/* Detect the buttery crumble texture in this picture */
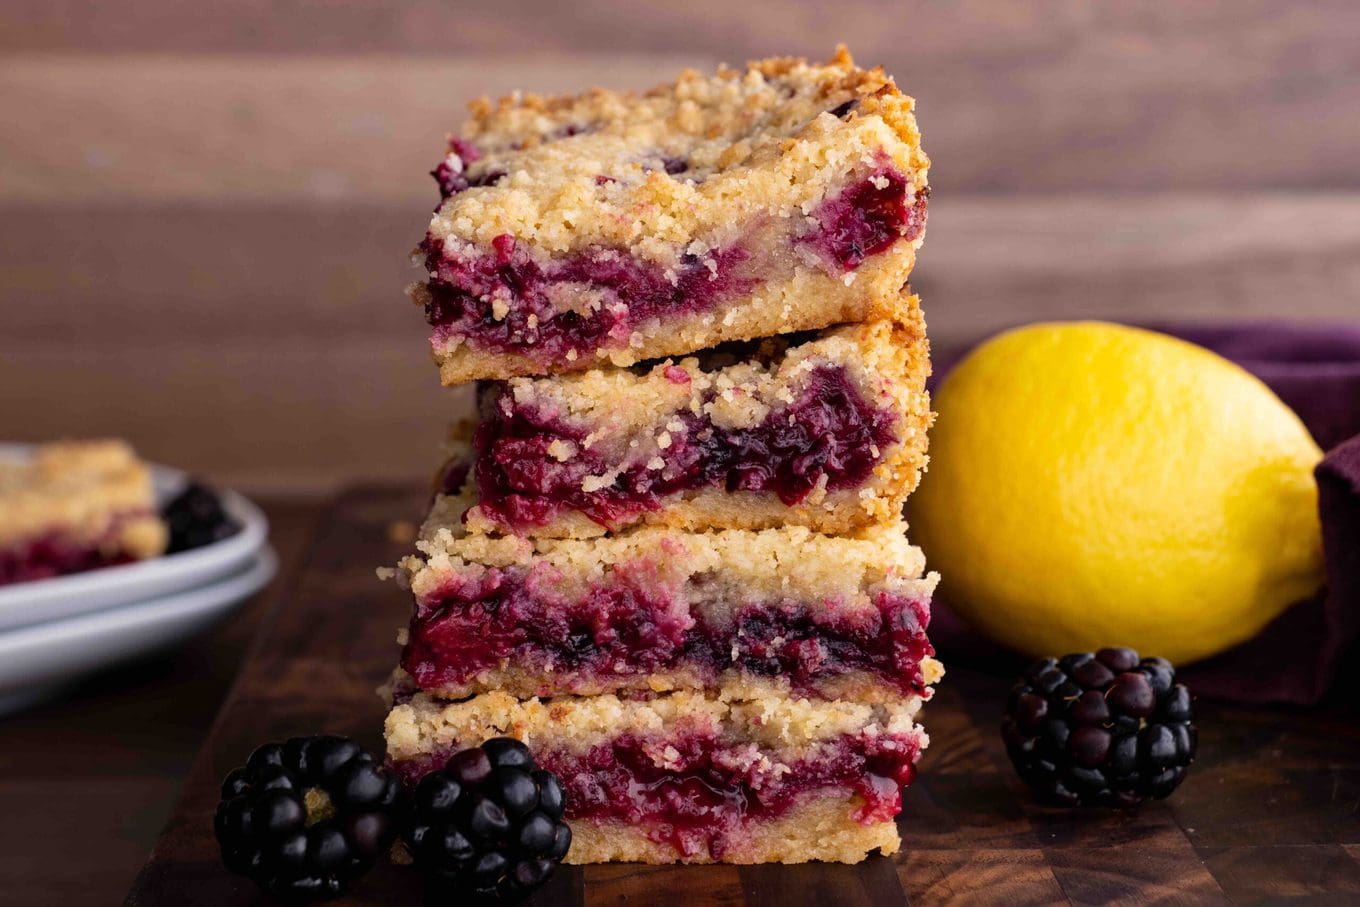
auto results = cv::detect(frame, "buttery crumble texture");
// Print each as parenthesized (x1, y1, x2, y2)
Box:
(428, 47, 928, 256)
(414, 47, 930, 383)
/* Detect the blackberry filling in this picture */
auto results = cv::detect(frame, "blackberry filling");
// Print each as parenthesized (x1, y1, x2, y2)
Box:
(423, 236, 755, 364)
(392, 729, 920, 860)
(0, 533, 134, 586)
(401, 564, 932, 698)
(797, 165, 927, 274)
(0, 508, 162, 586)
(471, 363, 897, 532)
(431, 139, 505, 200)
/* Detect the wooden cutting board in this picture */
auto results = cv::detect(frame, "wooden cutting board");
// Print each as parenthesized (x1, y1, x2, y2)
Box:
(126, 487, 1360, 905)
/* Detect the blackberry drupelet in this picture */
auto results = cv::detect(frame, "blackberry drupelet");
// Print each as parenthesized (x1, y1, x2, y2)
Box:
(163, 482, 240, 553)
(214, 735, 403, 900)
(1002, 647, 1197, 808)
(406, 737, 571, 903)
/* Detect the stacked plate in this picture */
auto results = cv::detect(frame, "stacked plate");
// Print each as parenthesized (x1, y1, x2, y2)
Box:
(0, 443, 275, 714)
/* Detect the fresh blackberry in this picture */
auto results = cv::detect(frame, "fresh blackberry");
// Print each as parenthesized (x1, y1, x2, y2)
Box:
(1002, 647, 1197, 808)
(163, 481, 241, 553)
(406, 737, 571, 903)
(213, 735, 403, 900)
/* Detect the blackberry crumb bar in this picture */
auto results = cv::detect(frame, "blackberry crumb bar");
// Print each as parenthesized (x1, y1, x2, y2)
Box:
(0, 440, 167, 585)
(385, 690, 926, 864)
(414, 47, 929, 383)
(394, 491, 940, 702)
(458, 308, 931, 537)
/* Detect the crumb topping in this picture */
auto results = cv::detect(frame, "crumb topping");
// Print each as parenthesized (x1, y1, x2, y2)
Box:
(426, 47, 929, 262)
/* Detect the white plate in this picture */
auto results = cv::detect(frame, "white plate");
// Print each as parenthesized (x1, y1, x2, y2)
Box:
(0, 547, 277, 712)
(0, 443, 268, 631)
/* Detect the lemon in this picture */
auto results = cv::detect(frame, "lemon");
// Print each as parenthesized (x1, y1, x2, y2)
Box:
(912, 321, 1326, 665)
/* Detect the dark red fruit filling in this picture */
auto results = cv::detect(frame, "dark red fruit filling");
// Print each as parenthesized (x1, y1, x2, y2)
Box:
(392, 728, 920, 860)
(432, 139, 506, 200)
(0, 531, 135, 586)
(796, 165, 927, 274)
(423, 235, 755, 365)
(401, 562, 932, 698)
(472, 363, 896, 532)
(403, 560, 688, 691)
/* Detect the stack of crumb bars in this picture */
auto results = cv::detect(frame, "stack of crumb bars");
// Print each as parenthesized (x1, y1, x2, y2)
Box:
(383, 48, 941, 864)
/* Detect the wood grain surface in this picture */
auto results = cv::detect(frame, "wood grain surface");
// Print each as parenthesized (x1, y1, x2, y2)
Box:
(3, 2, 1359, 493)
(123, 487, 1360, 906)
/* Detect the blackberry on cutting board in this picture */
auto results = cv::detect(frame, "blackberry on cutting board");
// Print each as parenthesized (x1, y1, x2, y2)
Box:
(406, 737, 571, 903)
(214, 735, 403, 900)
(1002, 647, 1197, 808)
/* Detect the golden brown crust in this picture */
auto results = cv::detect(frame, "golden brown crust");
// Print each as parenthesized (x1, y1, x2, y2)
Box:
(389, 658, 942, 704)
(565, 797, 900, 864)
(420, 274, 918, 385)
(385, 689, 925, 763)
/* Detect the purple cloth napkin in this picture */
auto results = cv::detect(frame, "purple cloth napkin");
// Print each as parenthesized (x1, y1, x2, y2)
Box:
(927, 322, 1360, 705)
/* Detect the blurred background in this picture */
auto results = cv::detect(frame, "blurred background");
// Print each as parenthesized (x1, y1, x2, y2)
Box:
(3, 1, 1358, 497)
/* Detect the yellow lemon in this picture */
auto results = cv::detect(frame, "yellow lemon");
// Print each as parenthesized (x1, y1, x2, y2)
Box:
(912, 321, 1326, 665)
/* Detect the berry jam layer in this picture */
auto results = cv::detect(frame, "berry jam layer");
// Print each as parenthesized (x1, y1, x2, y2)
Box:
(385, 691, 927, 864)
(0, 529, 138, 586)
(411, 49, 928, 383)
(0, 441, 168, 586)
(459, 315, 931, 538)
(396, 492, 939, 701)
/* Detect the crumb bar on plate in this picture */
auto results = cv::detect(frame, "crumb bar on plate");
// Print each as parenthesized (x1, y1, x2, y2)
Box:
(385, 689, 926, 864)
(0, 440, 167, 586)
(413, 47, 929, 383)
(393, 490, 939, 702)
(455, 308, 931, 537)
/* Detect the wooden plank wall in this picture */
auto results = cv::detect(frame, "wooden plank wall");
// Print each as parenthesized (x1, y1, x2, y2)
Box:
(2, 2, 1358, 493)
